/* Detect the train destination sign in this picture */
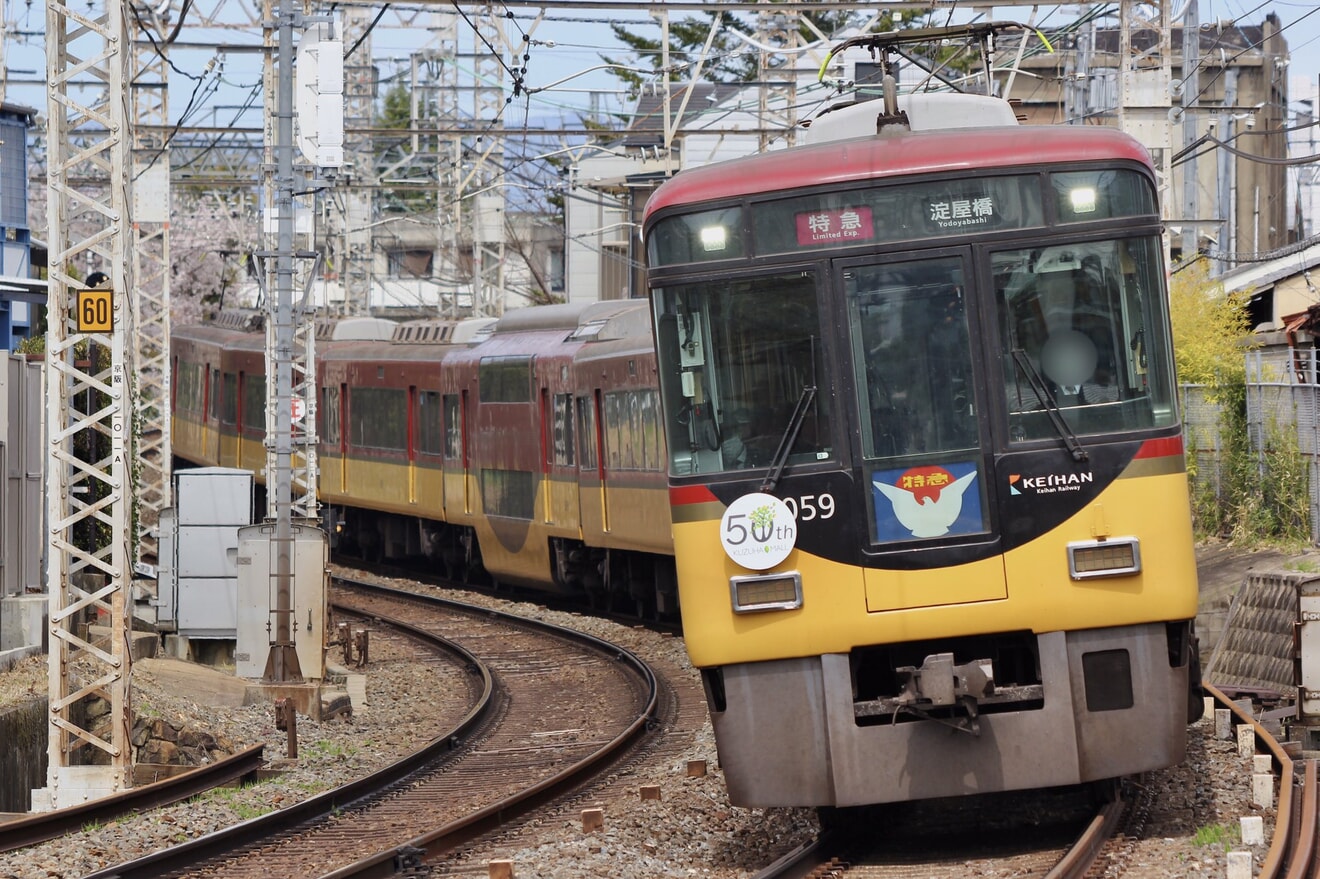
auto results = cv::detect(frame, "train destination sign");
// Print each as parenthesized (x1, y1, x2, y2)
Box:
(795, 206, 874, 246)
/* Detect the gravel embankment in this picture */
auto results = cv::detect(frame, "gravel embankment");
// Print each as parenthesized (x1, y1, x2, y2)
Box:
(0, 576, 1279, 878)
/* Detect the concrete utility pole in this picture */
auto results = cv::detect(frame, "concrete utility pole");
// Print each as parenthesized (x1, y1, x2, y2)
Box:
(1118, 0, 1173, 217)
(40, 0, 136, 807)
(1180, 0, 1200, 259)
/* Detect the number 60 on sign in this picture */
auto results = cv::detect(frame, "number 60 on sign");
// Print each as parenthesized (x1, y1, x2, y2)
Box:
(76, 288, 113, 332)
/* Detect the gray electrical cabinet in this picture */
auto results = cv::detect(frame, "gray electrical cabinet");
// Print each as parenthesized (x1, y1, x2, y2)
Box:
(156, 468, 254, 638)
(235, 522, 328, 681)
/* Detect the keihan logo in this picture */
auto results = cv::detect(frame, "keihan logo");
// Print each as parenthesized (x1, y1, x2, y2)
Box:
(874, 465, 977, 538)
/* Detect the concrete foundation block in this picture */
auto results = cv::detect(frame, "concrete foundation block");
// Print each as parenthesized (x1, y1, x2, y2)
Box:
(1238, 724, 1256, 758)
(1241, 815, 1265, 846)
(1227, 849, 1253, 879)
(1251, 773, 1274, 808)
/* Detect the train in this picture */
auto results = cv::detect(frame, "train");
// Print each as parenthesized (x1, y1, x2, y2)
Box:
(173, 28, 1202, 812)
(171, 300, 679, 619)
(640, 69, 1202, 806)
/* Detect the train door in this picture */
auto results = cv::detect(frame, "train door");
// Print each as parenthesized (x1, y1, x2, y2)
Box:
(579, 389, 608, 532)
(460, 389, 472, 514)
(207, 367, 221, 463)
(839, 248, 1007, 609)
(219, 371, 239, 467)
(539, 387, 552, 523)
(407, 385, 418, 504)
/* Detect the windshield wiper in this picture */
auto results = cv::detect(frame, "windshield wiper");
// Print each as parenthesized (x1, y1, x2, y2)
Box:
(760, 385, 818, 493)
(1011, 349, 1088, 462)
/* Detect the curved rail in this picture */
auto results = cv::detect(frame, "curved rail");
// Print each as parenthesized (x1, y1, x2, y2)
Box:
(318, 580, 662, 879)
(1204, 681, 1316, 879)
(82, 579, 658, 879)
(79, 595, 495, 879)
(0, 744, 265, 855)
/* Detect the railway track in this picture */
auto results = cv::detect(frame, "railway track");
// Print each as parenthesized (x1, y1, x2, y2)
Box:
(747, 683, 1319, 879)
(40, 578, 660, 879)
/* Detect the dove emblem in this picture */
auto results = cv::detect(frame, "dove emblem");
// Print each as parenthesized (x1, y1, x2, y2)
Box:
(874, 467, 978, 538)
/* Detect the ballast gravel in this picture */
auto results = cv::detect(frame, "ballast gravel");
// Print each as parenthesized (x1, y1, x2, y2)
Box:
(0, 575, 1277, 879)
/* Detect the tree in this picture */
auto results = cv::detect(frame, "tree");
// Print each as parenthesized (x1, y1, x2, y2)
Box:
(1169, 258, 1250, 393)
(1171, 258, 1307, 544)
(375, 81, 438, 215)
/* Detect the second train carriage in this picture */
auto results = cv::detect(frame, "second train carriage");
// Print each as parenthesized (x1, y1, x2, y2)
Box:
(170, 299, 677, 614)
(643, 89, 1202, 807)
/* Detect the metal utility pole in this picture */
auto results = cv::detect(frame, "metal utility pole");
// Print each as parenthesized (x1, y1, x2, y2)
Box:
(261, 0, 303, 684)
(41, 0, 135, 806)
(335, 6, 375, 314)
(756, 2, 800, 149)
(468, 3, 509, 318)
(131, 5, 174, 569)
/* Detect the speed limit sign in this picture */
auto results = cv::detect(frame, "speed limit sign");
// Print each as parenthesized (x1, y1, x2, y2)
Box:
(76, 288, 114, 332)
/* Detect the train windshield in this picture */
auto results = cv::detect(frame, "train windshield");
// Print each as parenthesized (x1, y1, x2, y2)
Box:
(846, 255, 992, 543)
(652, 272, 833, 477)
(995, 235, 1177, 441)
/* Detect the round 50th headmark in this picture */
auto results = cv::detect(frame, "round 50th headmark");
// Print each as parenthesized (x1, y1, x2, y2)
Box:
(720, 493, 797, 570)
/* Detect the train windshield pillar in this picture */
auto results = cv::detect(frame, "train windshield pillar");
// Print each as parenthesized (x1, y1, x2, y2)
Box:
(652, 273, 833, 476)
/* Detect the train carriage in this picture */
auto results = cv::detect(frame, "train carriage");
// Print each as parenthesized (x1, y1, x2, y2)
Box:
(569, 300, 676, 616)
(643, 86, 1200, 807)
(171, 311, 268, 472)
(442, 303, 596, 591)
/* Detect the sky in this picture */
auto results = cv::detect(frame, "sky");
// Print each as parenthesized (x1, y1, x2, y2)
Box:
(3, 3, 1320, 134)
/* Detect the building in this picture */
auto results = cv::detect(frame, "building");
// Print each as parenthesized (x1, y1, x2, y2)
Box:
(0, 103, 42, 349)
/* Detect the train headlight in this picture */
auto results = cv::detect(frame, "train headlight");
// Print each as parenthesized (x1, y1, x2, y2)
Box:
(1067, 538, 1141, 579)
(700, 225, 728, 252)
(1069, 186, 1098, 214)
(730, 572, 802, 613)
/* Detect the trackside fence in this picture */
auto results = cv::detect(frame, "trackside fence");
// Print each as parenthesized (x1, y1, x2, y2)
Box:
(1180, 347, 1320, 545)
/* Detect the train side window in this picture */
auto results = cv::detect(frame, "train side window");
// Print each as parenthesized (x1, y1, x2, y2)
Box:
(577, 394, 599, 471)
(416, 390, 442, 456)
(549, 393, 574, 466)
(442, 394, 461, 460)
(320, 385, 342, 447)
(221, 373, 237, 426)
(208, 368, 221, 422)
(350, 387, 407, 451)
(241, 373, 265, 432)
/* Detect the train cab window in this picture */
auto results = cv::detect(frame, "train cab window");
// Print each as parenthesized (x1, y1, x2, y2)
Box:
(1051, 169, 1157, 224)
(846, 256, 990, 544)
(652, 271, 833, 477)
(996, 236, 1176, 441)
(648, 206, 745, 265)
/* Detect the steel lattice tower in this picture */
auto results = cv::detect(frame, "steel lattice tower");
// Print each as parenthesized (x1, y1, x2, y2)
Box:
(41, 0, 136, 806)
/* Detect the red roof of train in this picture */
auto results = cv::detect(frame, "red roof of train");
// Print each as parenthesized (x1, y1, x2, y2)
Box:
(642, 125, 1151, 222)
